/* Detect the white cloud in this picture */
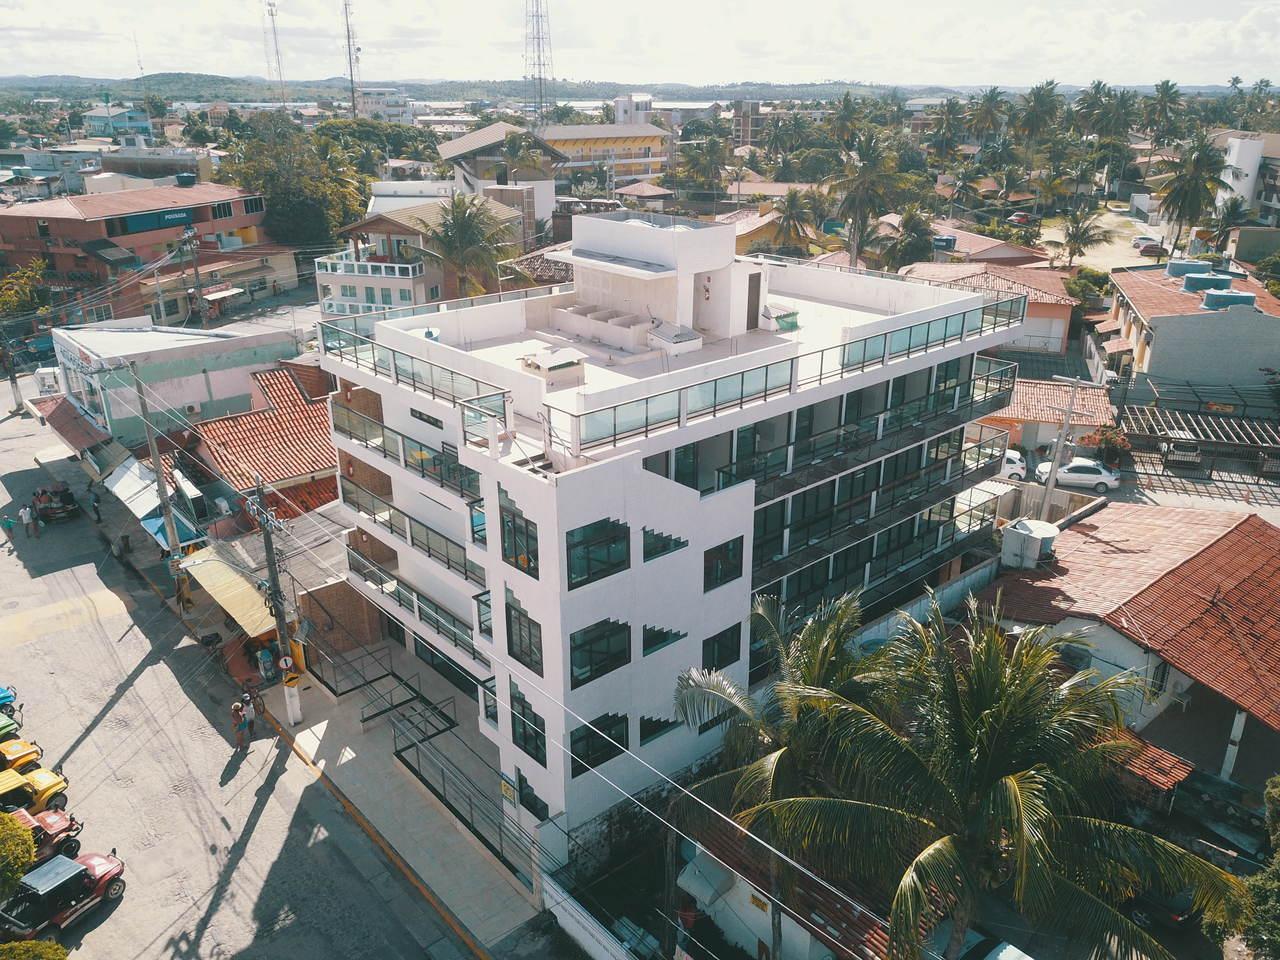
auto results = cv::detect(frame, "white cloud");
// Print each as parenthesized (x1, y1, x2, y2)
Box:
(3, 0, 1275, 88)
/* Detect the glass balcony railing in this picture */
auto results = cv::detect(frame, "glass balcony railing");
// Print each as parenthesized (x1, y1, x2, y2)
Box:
(315, 243, 426, 279)
(338, 476, 485, 588)
(333, 402, 481, 499)
(716, 357, 1017, 503)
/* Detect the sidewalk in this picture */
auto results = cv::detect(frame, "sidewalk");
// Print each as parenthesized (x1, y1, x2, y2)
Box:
(261, 644, 539, 948)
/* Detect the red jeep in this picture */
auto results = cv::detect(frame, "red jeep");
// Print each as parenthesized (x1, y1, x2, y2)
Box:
(9, 809, 84, 864)
(0, 852, 125, 942)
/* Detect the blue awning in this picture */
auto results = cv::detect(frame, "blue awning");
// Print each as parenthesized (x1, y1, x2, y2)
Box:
(140, 514, 204, 550)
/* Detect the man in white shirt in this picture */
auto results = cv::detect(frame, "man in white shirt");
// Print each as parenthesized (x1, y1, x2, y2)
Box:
(17, 504, 33, 539)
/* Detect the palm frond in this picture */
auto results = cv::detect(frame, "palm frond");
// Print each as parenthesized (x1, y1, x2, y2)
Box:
(888, 836, 976, 960)
(673, 667, 757, 729)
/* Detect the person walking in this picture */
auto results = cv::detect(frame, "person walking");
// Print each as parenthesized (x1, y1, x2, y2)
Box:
(231, 701, 247, 750)
(17, 503, 33, 539)
(240, 693, 256, 740)
(89, 488, 102, 523)
(0, 514, 15, 551)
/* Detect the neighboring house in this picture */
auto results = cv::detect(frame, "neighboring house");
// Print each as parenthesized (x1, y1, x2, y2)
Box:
(316, 208, 1025, 854)
(613, 180, 674, 210)
(0, 142, 213, 194)
(934, 175, 1036, 205)
(1224, 225, 1280, 268)
(539, 122, 670, 186)
(979, 377, 1115, 450)
(0, 182, 271, 325)
(437, 122, 563, 223)
(315, 196, 523, 317)
(923, 217, 1045, 265)
(380, 158, 436, 180)
(503, 241, 574, 287)
(83, 106, 154, 138)
(138, 243, 300, 325)
(356, 88, 411, 125)
(987, 502, 1280, 847)
(1210, 129, 1280, 227)
(898, 262, 1077, 354)
(724, 180, 821, 203)
(1105, 260, 1280, 383)
(50, 320, 300, 449)
(716, 202, 839, 256)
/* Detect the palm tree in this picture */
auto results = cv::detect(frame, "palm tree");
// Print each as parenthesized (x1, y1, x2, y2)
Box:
(673, 595, 867, 960)
(830, 92, 859, 148)
(946, 163, 983, 219)
(991, 166, 1028, 206)
(1142, 80, 1183, 182)
(418, 194, 514, 299)
(965, 87, 1006, 145)
(1205, 195, 1250, 251)
(877, 204, 934, 270)
(785, 112, 811, 153)
(826, 128, 902, 264)
(980, 135, 1018, 171)
(1074, 80, 1112, 136)
(724, 599, 1245, 960)
(926, 98, 966, 162)
(1031, 172, 1072, 216)
(1011, 80, 1064, 179)
(679, 137, 728, 191)
(803, 187, 832, 231)
(1158, 131, 1238, 254)
(774, 188, 815, 249)
(1059, 208, 1116, 267)
(498, 132, 542, 185)
(762, 115, 788, 161)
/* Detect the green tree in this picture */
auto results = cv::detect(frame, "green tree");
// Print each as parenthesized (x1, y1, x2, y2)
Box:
(926, 98, 966, 162)
(1011, 80, 1064, 180)
(498, 132, 543, 185)
(876, 204, 934, 269)
(1057, 208, 1116, 267)
(0, 257, 46, 336)
(0, 119, 20, 146)
(826, 128, 902, 264)
(829, 92, 860, 148)
(417, 194, 514, 299)
(762, 114, 788, 161)
(1158, 130, 1238, 254)
(0, 944, 70, 960)
(966, 87, 1007, 145)
(722, 599, 1245, 960)
(1142, 80, 1183, 181)
(0, 811, 34, 902)
(143, 93, 168, 119)
(1205, 195, 1251, 251)
(774, 188, 815, 248)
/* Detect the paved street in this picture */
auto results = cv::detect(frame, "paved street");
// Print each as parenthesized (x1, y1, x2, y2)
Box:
(0, 405, 472, 959)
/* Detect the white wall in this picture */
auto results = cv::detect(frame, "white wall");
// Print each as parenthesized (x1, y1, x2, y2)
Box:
(1219, 136, 1264, 209)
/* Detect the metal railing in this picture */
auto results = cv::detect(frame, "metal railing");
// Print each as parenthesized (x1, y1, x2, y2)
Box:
(338, 476, 485, 588)
(333, 402, 481, 499)
(547, 295, 1024, 453)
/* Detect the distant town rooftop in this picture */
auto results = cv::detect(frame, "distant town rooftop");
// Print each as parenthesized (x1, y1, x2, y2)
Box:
(54, 321, 287, 361)
(0, 183, 256, 221)
(1110, 263, 1280, 319)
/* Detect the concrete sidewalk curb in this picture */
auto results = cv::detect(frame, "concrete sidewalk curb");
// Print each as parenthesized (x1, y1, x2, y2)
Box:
(264, 709, 494, 960)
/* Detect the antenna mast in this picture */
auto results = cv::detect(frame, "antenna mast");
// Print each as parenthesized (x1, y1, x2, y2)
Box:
(133, 33, 149, 101)
(267, 1, 287, 107)
(342, 0, 359, 119)
(523, 0, 554, 127)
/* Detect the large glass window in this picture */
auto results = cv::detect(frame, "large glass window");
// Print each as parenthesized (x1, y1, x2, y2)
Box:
(505, 589, 543, 676)
(703, 537, 744, 592)
(517, 768, 547, 819)
(499, 487, 539, 578)
(643, 527, 687, 561)
(703, 623, 742, 670)
(570, 714, 628, 777)
(566, 518, 630, 590)
(569, 619, 631, 688)
(510, 681, 546, 766)
(753, 502, 785, 569)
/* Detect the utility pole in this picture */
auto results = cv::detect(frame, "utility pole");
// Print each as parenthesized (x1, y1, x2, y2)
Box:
(183, 228, 209, 328)
(1038, 375, 1109, 521)
(131, 361, 186, 606)
(1, 344, 23, 415)
(153, 267, 167, 324)
(248, 479, 302, 723)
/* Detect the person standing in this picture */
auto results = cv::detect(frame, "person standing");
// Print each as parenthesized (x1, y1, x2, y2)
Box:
(240, 693, 256, 740)
(17, 503, 33, 539)
(231, 702, 247, 750)
(0, 514, 15, 550)
(89, 488, 102, 522)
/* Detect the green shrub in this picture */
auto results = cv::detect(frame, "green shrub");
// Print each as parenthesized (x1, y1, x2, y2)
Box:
(0, 814, 35, 903)
(1076, 266, 1110, 290)
(0, 942, 70, 960)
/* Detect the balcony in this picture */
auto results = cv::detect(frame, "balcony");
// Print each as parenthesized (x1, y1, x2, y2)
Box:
(316, 243, 426, 280)
(751, 427, 1007, 588)
(717, 357, 1017, 504)
(338, 476, 486, 588)
(333, 402, 481, 500)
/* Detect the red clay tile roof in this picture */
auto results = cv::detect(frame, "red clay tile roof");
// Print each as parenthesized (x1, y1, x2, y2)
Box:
(31, 395, 111, 451)
(280, 356, 334, 401)
(991, 379, 1115, 427)
(990, 503, 1280, 732)
(1094, 316, 1123, 333)
(196, 368, 336, 490)
(264, 475, 338, 520)
(1119, 730, 1194, 792)
(1103, 513, 1280, 732)
(928, 218, 1045, 261)
(1110, 264, 1280, 320)
(0, 183, 256, 221)
(898, 262, 1077, 305)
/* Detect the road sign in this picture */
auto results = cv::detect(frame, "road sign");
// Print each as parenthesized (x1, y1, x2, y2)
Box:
(278, 655, 294, 671)
(283, 672, 300, 688)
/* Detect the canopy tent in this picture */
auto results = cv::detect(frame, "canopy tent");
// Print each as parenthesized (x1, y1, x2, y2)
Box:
(140, 514, 203, 551)
(201, 287, 244, 302)
(181, 541, 282, 638)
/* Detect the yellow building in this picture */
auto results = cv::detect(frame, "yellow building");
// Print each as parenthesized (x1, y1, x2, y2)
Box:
(539, 123, 669, 185)
(715, 202, 844, 256)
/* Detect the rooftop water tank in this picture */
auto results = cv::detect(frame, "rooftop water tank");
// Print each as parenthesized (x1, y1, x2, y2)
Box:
(1202, 289, 1257, 310)
(1001, 517, 1059, 570)
(175, 172, 197, 187)
(933, 235, 957, 251)
(1182, 273, 1233, 293)
(1165, 260, 1203, 278)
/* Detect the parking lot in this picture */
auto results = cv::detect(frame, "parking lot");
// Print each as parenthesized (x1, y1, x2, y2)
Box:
(0, 408, 470, 958)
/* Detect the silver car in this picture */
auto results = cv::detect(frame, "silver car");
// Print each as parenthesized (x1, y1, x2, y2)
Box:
(1034, 457, 1121, 494)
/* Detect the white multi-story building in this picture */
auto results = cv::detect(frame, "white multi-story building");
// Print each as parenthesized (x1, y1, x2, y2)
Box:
(356, 87, 412, 125)
(316, 211, 1023, 856)
(1213, 129, 1280, 226)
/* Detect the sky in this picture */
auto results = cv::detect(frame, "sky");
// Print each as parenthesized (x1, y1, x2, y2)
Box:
(2, 0, 1277, 90)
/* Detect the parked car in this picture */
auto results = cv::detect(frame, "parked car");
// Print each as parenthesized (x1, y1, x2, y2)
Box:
(0, 767, 69, 814)
(0, 739, 42, 775)
(930, 920, 1037, 960)
(1126, 888, 1196, 929)
(1005, 211, 1040, 226)
(1131, 235, 1159, 248)
(0, 852, 125, 942)
(1139, 243, 1169, 257)
(0, 714, 21, 743)
(1001, 450, 1027, 481)
(8, 809, 83, 864)
(1159, 431, 1202, 466)
(0, 685, 16, 718)
(1034, 456, 1122, 493)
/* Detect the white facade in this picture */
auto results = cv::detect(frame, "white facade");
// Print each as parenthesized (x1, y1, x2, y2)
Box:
(356, 88, 412, 125)
(317, 212, 1025, 844)
(1216, 132, 1280, 227)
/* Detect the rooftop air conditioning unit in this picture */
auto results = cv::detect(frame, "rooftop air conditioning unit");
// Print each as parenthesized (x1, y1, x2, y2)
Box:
(184, 403, 198, 415)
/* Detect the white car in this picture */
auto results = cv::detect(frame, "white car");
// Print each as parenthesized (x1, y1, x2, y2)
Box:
(1131, 235, 1159, 248)
(930, 921, 1037, 960)
(1000, 450, 1027, 481)
(1034, 456, 1121, 493)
